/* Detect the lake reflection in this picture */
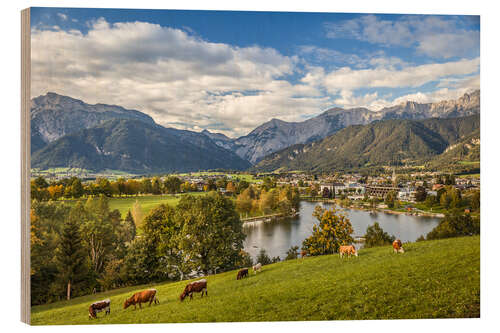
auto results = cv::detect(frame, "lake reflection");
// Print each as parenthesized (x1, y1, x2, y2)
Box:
(243, 201, 441, 259)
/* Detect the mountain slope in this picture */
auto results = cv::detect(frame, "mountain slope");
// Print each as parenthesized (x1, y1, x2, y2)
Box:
(253, 115, 480, 172)
(31, 119, 251, 173)
(31, 92, 155, 153)
(429, 129, 480, 168)
(228, 90, 479, 164)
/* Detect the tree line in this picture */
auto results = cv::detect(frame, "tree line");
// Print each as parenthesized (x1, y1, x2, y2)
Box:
(30, 175, 256, 201)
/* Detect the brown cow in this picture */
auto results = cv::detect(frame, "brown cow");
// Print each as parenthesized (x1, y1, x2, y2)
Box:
(339, 245, 358, 258)
(88, 299, 110, 319)
(393, 239, 405, 253)
(123, 289, 159, 310)
(236, 268, 249, 280)
(300, 250, 307, 258)
(180, 279, 208, 301)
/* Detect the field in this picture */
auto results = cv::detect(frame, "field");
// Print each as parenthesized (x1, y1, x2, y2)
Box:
(31, 236, 480, 324)
(107, 193, 206, 217)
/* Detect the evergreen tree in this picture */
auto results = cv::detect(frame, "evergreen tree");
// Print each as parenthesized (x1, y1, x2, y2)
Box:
(56, 204, 88, 300)
(124, 209, 136, 242)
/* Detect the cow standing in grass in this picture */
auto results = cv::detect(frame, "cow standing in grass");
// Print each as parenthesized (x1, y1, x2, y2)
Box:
(301, 250, 307, 258)
(252, 263, 262, 274)
(180, 279, 208, 301)
(123, 289, 159, 310)
(237, 268, 249, 280)
(339, 245, 358, 258)
(393, 239, 405, 253)
(88, 299, 110, 319)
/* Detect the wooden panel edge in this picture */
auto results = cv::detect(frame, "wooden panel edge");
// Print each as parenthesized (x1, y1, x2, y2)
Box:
(21, 7, 31, 325)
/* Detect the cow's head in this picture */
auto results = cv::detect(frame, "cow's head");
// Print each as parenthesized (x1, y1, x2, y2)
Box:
(179, 292, 187, 302)
(88, 306, 97, 319)
(123, 298, 132, 309)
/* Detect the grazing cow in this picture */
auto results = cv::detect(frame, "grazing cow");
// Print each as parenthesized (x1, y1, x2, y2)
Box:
(252, 263, 262, 274)
(88, 299, 110, 319)
(393, 239, 405, 253)
(300, 250, 307, 258)
(339, 245, 358, 258)
(123, 289, 159, 310)
(179, 279, 208, 301)
(236, 268, 249, 280)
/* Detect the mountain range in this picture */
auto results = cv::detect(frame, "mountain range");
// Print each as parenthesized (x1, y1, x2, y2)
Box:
(252, 114, 480, 172)
(203, 90, 480, 163)
(30, 90, 480, 173)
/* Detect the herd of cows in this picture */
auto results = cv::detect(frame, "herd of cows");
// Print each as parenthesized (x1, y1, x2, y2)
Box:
(88, 240, 405, 319)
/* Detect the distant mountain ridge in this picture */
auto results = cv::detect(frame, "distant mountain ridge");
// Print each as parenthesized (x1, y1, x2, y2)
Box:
(32, 119, 251, 173)
(204, 90, 480, 164)
(31, 92, 155, 152)
(252, 114, 480, 172)
(31, 91, 480, 173)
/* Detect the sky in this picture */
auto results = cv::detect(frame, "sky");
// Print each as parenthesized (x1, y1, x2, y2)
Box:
(30, 8, 480, 137)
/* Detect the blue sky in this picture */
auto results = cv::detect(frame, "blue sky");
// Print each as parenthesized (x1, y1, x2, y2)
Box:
(30, 7, 480, 137)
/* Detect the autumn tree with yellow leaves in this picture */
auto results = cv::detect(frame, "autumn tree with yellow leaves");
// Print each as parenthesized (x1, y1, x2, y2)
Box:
(301, 205, 354, 256)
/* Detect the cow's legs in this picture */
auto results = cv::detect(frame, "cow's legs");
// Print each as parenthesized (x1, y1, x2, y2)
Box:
(139, 302, 142, 309)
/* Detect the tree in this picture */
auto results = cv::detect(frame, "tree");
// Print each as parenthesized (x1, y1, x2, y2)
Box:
(177, 192, 245, 274)
(226, 181, 236, 194)
(470, 190, 480, 211)
(56, 203, 88, 300)
(81, 196, 115, 274)
(131, 199, 144, 228)
(123, 209, 136, 242)
(415, 186, 427, 202)
(164, 176, 182, 194)
(151, 177, 162, 194)
(142, 204, 189, 281)
(285, 246, 299, 260)
(426, 213, 479, 240)
(236, 250, 254, 268)
(97, 178, 113, 197)
(141, 178, 153, 194)
(385, 190, 397, 208)
(363, 222, 396, 248)
(236, 188, 253, 215)
(34, 176, 49, 189)
(236, 180, 250, 194)
(71, 178, 84, 198)
(256, 248, 272, 265)
(301, 206, 354, 256)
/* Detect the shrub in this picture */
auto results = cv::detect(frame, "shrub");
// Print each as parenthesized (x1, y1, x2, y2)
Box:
(363, 222, 396, 248)
(426, 213, 479, 240)
(256, 248, 272, 265)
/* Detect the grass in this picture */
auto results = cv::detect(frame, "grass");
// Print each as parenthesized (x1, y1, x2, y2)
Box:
(107, 193, 207, 217)
(31, 236, 480, 325)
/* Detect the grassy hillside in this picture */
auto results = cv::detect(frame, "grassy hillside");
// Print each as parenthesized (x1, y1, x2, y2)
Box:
(31, 236, 479, 325)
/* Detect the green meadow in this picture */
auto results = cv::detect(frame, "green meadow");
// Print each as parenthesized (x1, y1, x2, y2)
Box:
(31, 236, 480, 325)
(107, 193, 207, 217)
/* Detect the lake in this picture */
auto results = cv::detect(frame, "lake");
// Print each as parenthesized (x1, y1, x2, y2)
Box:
(243, 201, 441, 259)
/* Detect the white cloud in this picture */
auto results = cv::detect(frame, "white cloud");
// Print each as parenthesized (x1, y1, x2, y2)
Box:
(31, 19, 327, 137)
(321, 58, 479, 93)
(57, 13, 68, 21)
(31, 18, 480, 137)
(325, 15, 479, 59)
